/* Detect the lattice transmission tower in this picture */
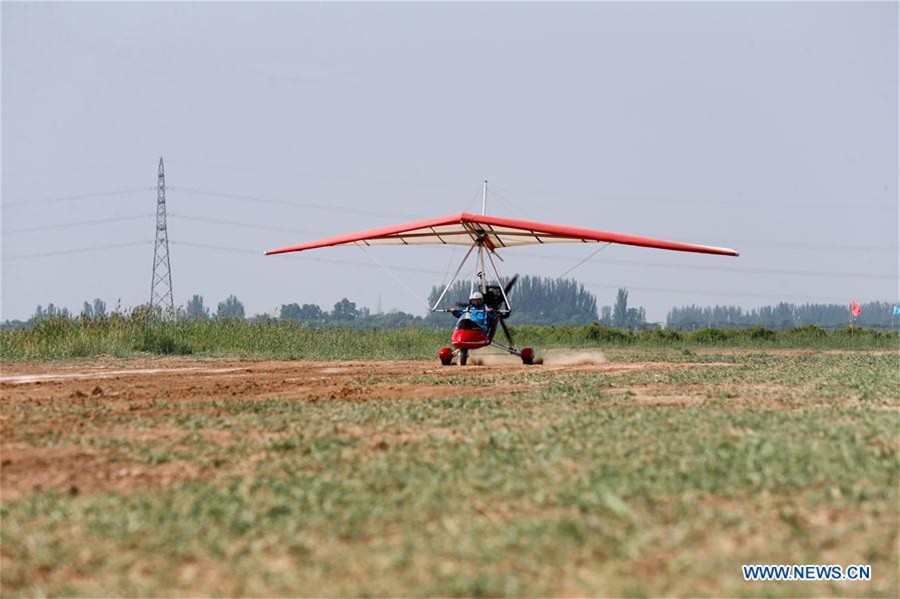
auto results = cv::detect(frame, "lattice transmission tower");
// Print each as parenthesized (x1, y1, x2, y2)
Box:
(149, 157, 174, 313)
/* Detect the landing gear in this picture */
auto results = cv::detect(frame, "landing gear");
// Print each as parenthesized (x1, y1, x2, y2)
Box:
(487, 340, 536, 365)
(438, 345, 534, 366)
(439, 347, 453, 366)
(521, 347, 534, 365)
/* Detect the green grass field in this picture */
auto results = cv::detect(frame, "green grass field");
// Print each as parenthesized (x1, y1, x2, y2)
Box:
(1, 348, 897, 597)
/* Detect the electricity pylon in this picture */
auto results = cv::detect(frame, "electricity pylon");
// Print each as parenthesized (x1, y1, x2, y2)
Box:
(149, 157, 174, 313)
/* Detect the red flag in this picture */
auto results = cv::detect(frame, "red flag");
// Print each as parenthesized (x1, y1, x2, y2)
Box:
(851, 299, 862, 319)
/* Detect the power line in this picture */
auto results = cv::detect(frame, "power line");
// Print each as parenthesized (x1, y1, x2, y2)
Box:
(4, 236, 889, 306)
(1, 214, 153, 235)
(487, 182, 894, 211)
(1, 184, 417, 219)
(160, 214, 900, 281)
(487, 183, 898, 253)
(1, 212, 313, 236)
(4, 213, 893, 283)
(169, 240, 444, 275)
(2, 188, 153, 208)
(4, 183, 895, 254)
(3, 213, 892, 281)
(168, 213, 319, 235)
(578, 281, 888, 304)
(170, 240, 894, 305)
(3, 182, 895, 283)
(170, 186, 417, 219)
(722, 239, 898, 253)
(8, 206, 896, 260)
(1, 241, 152, 261)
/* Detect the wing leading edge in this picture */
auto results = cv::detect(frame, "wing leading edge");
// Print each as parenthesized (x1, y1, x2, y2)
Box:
(264, 212, 739, 257)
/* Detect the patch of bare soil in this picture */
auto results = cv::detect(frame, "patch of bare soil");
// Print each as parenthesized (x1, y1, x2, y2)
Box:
(0, 356, 692, 407)
(0, 445, 202, 501)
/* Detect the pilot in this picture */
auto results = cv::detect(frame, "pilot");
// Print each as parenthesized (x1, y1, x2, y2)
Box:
(449, 290, 494, 332)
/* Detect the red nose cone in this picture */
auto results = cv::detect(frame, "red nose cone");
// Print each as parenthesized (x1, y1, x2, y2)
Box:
(520, 347, 535, 361)
(452, 328, 489, 349)
(438, 347, 453, 361)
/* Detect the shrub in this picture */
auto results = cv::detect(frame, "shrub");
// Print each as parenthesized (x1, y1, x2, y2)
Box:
(581, 323, 633, 344)
(688, 328, 731, 344)
(744, 326, 777, 342)
(637, 328, 683, 344)
(784, 324, 828, 339)
(833, 326, 884, 341)
(132, 327, 193, 355)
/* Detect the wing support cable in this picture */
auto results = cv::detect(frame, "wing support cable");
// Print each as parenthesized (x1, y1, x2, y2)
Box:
(431, 241, 478, 312)
(557, 242, 612, 278)
(354, 243, 431, 309)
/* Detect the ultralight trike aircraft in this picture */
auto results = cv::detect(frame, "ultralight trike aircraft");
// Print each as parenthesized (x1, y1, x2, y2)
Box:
(266, 183, 738, 365)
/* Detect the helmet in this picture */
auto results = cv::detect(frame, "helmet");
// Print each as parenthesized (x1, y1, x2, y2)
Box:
(469, 291, 483, 301)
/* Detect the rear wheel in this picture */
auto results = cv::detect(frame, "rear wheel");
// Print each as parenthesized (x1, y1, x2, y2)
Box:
(459, 348, 469, 366)
(521, 347, 534, 365)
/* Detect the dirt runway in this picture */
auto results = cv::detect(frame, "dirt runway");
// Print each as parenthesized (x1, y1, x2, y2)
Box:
(0, 351, 746, 501)
(1, 352, 613, 396)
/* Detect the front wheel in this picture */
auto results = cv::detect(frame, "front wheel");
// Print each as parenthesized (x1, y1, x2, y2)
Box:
(439, 347, 453, 366)
(459, 348, 469, 366)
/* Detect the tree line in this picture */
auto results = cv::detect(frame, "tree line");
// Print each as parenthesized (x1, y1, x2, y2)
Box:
(6, 281, 896, 332)
(7, 277, 638, 330)
(667, 301, 897, 330)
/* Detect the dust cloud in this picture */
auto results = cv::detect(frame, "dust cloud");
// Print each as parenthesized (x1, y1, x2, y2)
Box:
(467, 349, 606, 366)
(539, 350, 607, 366)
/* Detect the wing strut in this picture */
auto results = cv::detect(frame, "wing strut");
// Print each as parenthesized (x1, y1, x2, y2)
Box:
(485, 248, 512, 313)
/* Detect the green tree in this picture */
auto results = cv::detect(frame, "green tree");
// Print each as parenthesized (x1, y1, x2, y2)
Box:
(280, 303, 324, 323)
(92, 299, 107, 318)
(34, 303, 70, 320)
(216, 295, 245, 320)
(331, 298, 358, 321)
(185, 295, 210, 320)
(612, 288, 629, 327)
(82, 298, 107, 319)
(599, 305, 612, 324)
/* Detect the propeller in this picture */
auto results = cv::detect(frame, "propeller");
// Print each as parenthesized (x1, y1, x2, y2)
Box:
(504, 274, 519, 295)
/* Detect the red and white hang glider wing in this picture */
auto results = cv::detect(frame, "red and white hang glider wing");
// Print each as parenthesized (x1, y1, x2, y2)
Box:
(264, 212, 739, 257)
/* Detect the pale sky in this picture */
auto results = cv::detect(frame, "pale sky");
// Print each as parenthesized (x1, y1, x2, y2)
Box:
(2, 2, 897, 322)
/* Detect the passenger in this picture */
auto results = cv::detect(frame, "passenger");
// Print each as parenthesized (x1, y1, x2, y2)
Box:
(449, 291, 494, 333)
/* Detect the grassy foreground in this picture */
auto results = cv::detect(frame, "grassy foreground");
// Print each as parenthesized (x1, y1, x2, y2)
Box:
(1, 314, 896, 361)
(1, 350, 897, 596)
